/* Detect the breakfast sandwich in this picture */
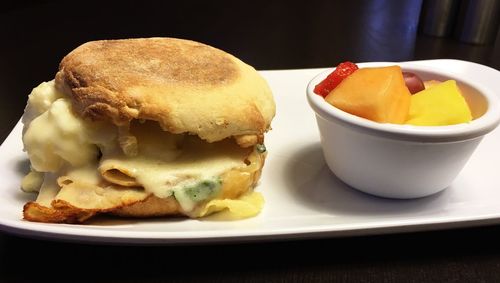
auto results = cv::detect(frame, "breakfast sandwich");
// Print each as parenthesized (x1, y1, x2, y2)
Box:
(20, 37, 275, 223)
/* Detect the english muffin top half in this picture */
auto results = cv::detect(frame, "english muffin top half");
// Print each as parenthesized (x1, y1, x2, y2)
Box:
(55, 37, 275, 147)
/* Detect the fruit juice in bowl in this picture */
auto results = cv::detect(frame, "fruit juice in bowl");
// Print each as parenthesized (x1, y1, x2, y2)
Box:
(306, 62, 500, 199)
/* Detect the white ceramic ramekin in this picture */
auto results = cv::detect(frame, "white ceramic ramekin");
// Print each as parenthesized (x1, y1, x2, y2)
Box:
(306, 62, 500, 199)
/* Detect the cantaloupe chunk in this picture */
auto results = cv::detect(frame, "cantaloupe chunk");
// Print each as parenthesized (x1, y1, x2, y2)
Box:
(406, 80, 472, 126)
(325, 66, 411, 124)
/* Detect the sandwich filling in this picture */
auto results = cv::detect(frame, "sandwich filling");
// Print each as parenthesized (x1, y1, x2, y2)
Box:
(21, 81, 265, 222)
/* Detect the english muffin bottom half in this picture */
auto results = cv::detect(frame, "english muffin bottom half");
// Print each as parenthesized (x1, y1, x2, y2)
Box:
(21, 37, 275, 223)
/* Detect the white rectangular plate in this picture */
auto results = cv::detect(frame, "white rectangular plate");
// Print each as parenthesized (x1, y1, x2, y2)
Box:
(1, 59, 500, 244)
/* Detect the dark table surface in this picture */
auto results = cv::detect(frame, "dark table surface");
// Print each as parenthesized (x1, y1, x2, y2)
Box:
(2, 1, 500, 282)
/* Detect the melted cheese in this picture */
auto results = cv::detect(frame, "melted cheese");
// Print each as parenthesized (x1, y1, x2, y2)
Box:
(59, 164, 103, 186)
(21, 81, 265, 218)
(197, 191, 264, 220)
(100, 122, 251, 211)
(35, 173, 60, 207)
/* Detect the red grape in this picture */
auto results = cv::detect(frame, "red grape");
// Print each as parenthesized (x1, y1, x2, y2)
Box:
(403, 72, 425, 94)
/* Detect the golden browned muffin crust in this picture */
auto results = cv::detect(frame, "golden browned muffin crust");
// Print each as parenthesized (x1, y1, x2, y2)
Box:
(55, 37, 275, 145)
(111, 195, 182, 217)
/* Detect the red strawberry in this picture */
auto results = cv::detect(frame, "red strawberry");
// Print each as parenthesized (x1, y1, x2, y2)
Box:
(314, 61, 359, 97)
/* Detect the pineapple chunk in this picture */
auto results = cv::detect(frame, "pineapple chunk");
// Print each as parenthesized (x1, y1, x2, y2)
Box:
(406, 80, 472, 126)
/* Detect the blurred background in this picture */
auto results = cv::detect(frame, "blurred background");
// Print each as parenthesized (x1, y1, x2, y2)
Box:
(1, 0, 499, 140)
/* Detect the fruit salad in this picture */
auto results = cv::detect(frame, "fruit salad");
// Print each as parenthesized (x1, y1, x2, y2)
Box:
(314, 62, 472, 126)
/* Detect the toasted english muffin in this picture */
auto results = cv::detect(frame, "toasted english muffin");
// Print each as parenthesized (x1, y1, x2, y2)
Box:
(21, 38, 273, 223)
(55, 37, 275, 147)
